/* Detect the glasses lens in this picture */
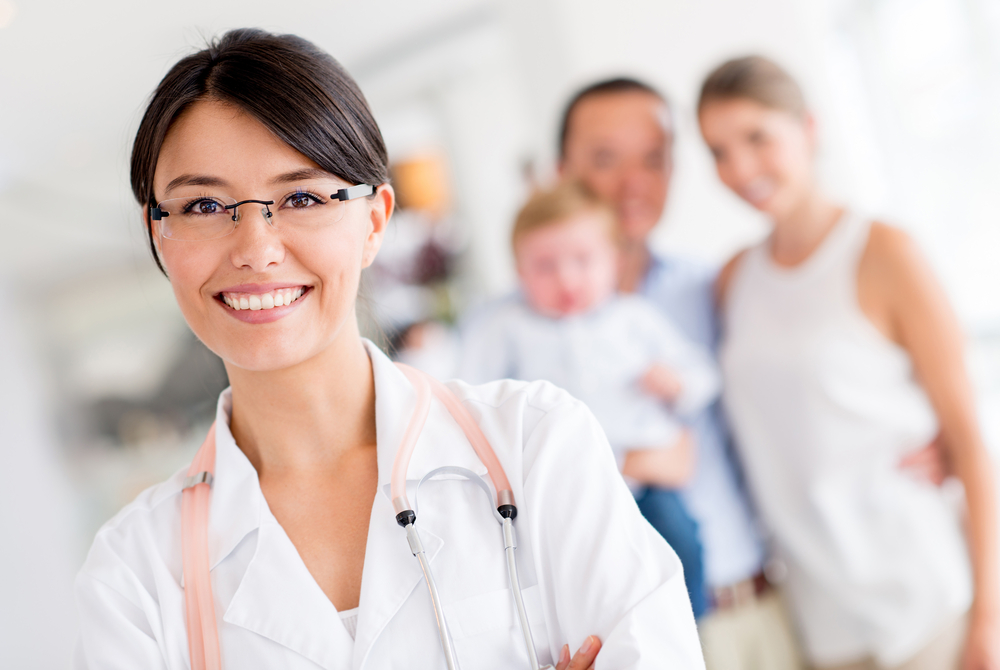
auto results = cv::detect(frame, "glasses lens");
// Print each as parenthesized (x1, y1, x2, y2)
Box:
(270, 183, 349, 229)
(156, 195, 238, 240)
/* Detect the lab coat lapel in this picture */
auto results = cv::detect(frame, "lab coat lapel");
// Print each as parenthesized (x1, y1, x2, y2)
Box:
(212, 390, 353, 668)
(353, 342, 484, 668)
(223, 504, 354, 669)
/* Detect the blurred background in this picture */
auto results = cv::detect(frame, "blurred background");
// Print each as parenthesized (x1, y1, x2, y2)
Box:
(2, 0, 1000, 665)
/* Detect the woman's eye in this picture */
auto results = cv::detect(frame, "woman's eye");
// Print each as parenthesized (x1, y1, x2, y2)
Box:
(185, 199, 225, 215)
(288, 193, 316, 208)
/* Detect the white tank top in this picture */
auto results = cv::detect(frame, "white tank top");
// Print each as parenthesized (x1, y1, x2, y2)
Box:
(720, 212, 971, 666)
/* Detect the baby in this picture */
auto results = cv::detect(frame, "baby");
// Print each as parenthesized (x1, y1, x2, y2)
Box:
(459, 181, 720, 616)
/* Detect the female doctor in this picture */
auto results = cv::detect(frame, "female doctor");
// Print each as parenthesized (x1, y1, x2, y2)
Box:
(73, 29, 703, 670)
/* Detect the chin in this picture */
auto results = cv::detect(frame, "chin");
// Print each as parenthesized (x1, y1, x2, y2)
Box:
(620, 219, 657, 245)
(210, 333, 321, 374)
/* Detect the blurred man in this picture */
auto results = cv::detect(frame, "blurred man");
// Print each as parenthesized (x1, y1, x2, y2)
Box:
(559, 79, 802, 670)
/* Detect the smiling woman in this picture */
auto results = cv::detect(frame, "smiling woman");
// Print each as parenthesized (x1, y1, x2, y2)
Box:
(73, 28, 705, 670)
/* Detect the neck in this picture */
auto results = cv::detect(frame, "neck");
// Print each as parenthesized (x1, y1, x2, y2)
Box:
(769, 190, 843, 267)
(618, 239, 651, 293)
(225, 322, 376, 478)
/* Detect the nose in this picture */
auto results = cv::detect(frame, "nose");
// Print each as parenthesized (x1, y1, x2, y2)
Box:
(228, 206, 285, 272)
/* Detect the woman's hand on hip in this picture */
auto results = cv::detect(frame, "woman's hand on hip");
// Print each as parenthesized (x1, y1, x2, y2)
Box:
(555, 636, 602, 670)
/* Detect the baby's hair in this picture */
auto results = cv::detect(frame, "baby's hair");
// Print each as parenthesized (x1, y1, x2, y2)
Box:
(511, 180, 618, 253)
(697, 55, 806, 118)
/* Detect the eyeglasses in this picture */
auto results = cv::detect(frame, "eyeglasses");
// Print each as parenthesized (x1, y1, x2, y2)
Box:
(150, 183, 375, 241)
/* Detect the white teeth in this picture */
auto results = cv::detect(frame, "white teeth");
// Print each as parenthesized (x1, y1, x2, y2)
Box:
(222, 288, 306, 311)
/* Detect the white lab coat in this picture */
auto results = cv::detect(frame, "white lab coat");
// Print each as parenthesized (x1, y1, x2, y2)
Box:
(75, 340, 704, 669)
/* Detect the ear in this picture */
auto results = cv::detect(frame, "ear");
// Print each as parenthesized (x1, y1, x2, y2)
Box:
(143, 208, 165, 259)
(362, 183, 394, 268)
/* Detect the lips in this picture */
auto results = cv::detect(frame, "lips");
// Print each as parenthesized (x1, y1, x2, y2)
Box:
(741, 178, 776, 205)
(213, 284, 312, 324)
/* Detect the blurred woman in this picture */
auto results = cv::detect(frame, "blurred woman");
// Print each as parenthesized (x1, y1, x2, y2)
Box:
(700, 56, 1000, 670)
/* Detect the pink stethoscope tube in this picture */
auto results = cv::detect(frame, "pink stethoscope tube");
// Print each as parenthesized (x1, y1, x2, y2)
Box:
(181, 424, 221, 670)
(180, 364, 518, 669)
(393, 363, 514, 513)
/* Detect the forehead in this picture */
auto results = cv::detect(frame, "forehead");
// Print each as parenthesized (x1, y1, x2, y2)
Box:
(565, 91, 672, 152)
(518, 212, 615, 252)
(153, 99, 327, 194)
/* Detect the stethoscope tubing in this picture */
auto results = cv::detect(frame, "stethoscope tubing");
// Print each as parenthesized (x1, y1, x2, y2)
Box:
(407, 523, 461, 668)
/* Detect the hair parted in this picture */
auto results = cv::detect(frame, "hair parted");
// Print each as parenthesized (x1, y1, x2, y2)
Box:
(697, 55, 806, 118)
(558, 77, 671, 159)
(512, 180, 618, 252)
(130, 28, 389, 274)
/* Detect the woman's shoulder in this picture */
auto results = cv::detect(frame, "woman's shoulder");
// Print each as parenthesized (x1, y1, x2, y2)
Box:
(858, 220, 931, 293)
(78, 466, 187, 586)
(862, 220, 921, 266)
(446, 375, 585, 416)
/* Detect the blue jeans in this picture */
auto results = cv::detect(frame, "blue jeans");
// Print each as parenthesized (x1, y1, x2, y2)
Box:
(635, 487, 708, 618)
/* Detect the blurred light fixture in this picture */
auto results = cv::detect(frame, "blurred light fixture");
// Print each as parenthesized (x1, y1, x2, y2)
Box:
(0, 0, 17, 29)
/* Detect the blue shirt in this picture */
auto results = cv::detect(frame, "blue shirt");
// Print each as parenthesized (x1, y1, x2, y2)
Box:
(458, 294, 720, 470)
(640, 253, 766, 588)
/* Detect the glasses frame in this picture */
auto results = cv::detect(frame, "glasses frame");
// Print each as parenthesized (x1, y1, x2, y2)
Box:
(149, 183, 376, 228)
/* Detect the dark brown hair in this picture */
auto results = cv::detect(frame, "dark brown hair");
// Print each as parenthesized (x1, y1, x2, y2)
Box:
(698, 55, 806, 118)
(130, 28, 389, 273)
(558, 77, 671, 159)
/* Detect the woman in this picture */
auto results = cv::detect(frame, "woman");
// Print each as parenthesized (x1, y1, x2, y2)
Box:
(74, 29, 704, 669)
(700, 56, 1000, 670)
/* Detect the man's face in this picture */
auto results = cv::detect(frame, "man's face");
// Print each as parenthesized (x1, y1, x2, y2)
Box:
(560, 91, 673, 246)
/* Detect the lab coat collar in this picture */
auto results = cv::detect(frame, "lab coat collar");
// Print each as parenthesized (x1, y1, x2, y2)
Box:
(200, 340, 486, 668)
(206, 389, 261, 573)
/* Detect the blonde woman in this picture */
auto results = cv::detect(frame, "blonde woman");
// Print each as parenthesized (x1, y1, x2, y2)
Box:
(701, 56, 999, 670)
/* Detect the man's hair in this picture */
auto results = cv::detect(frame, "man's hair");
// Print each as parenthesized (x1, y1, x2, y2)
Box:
(558, 77, 670, 159)
(511, 180, 617, 252)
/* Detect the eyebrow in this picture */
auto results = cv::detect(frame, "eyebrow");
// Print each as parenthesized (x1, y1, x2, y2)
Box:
(164, 174, 230, 194)
(163, 168, 339, 196)
(272, 168, 337, 184)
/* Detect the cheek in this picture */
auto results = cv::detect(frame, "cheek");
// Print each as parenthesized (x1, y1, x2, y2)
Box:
(767, 131, 811, 181)
(161, 243, 222, 312)
(715, 158, 740, 189)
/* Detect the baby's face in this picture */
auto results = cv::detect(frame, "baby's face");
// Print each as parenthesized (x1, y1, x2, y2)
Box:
(515, 213, 618, 317)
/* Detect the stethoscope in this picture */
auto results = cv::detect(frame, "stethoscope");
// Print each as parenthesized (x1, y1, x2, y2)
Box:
(180, 363, 551, 670)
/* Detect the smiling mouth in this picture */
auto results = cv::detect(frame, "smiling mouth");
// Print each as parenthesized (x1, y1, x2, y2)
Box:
(217, 286, 310, 311)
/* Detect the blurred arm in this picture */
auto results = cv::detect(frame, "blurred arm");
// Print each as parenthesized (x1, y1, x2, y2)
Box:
(864, 223, 1000, 653)
(642, 307, 720, 417)
(620, 429, 696, 488)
